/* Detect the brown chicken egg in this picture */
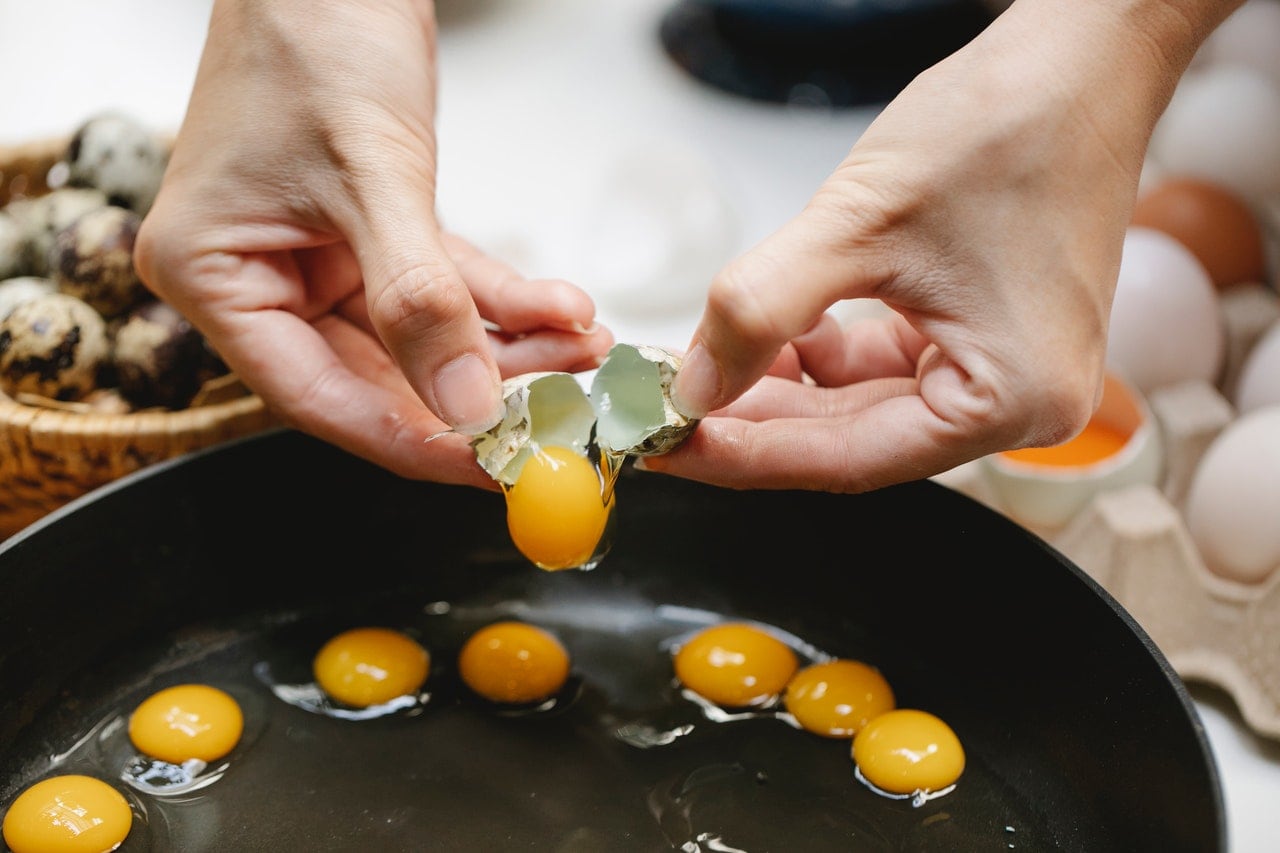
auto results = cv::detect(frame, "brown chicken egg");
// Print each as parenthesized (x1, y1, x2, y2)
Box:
(1130, 176, 1268, 290)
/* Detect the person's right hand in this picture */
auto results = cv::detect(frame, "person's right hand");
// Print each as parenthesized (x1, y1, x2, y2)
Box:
(135, 0, 613, 490)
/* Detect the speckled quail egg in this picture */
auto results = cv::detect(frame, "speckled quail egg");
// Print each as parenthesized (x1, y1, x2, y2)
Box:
(111, 299, 228, 410)
(0, 212, 25, 280)
(0, 291, 109, 401)
(0, 276, 56, 322)
(4, 187, 109, 277)
(470, 342, 697, 572)
(472, 342, 697, 484)
(64, 111, 169, 215)
(51, 204, 149, 318)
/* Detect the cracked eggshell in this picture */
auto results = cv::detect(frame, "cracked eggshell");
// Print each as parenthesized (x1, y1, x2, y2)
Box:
(470, 343, 699, 485)
(470, 371, 596, 485)
(590, 343, 695, 456)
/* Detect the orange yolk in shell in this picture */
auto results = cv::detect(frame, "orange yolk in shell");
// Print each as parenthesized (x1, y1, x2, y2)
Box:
(504, 445, 614, 571)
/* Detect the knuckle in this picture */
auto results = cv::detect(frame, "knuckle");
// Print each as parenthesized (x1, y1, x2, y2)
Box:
(705, 262, 786, 347)
(369, 262, 469, 337)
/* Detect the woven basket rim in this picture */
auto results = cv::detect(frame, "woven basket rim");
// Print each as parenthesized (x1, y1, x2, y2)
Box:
(0, 392, 268, 434)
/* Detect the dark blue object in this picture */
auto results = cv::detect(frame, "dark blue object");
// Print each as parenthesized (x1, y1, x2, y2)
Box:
(660, 0, 997, 107)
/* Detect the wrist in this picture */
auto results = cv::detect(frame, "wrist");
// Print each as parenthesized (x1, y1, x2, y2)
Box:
(953, 0, 1244, 163)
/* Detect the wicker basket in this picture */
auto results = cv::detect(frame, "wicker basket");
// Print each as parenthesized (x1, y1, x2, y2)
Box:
(0, 135, 279, 538)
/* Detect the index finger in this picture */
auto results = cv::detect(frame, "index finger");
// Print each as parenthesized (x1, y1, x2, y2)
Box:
(350, 192, 505, 436)
(672, 206, 887, 419)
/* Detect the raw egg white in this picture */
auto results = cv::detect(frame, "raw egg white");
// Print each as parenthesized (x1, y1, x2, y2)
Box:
(1107, 227, 1224, 395)
(1129, 176, 1268, 290)
(457, 621, 571, 705)
(783, 659, 895, 738)
(312, 627, 430, 708)
(504, 444, 614, 571)
(852, 709, 965, 796)
(673, 622, 799, 709)
(2, 774, 132, 853)
(128, 683, 244, 764)
(1183, 406, 1280, 584)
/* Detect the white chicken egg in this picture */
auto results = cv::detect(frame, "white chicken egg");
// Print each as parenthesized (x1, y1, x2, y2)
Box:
(1147, 64, 1280, 202)
(1106, 227, 1225, 395)
(1234, 318, 1280, 414)
(1196, 0, 1280, 89)
(1184, 405, 1280, 584)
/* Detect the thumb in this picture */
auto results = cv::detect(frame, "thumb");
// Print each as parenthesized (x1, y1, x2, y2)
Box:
(672, 206, 884, 418)
(348, 174, 505, 436)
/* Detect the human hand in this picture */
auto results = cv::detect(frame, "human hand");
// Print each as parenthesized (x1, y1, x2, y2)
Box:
(135, 0, 613, 489)
(646, 0, 1241, 492)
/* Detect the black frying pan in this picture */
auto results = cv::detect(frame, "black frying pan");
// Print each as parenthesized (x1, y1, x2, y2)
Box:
(0, 428, 1224, 851)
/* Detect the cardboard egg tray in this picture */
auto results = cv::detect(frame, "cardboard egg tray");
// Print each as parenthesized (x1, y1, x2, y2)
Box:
(936, 277, 1280, 742)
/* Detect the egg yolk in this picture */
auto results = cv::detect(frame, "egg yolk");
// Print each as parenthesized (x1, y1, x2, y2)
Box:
(312, 627, 431, 708)
(783, 659, 896, 738)
(458, 620, 571, 704)
(128, 683, 244, 764)
(2, 774, 132, 853)
(504, 445, 614, 571)
(999, 420, 1129, 467)
(852, 708, 965, 795)
(673, 622, 799, 708)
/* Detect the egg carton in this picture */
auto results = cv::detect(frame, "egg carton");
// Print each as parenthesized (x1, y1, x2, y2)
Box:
(936, 280, 1280, 741)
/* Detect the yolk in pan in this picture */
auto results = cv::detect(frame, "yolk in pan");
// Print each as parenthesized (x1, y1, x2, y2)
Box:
(312, 627, 430, 708)
(128, 683, 244, 764)
(673, 622, 799, 708)
(783, 659, 895, 738)
(458, 620, 571, 705)
(852, 708, 965, 795)
(2, 774, 132, 853)
(504, 445, 614, 571)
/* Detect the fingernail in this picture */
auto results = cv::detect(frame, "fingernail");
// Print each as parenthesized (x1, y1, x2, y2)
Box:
(434, 353, 504, 435)
(671, 344, 719, 419)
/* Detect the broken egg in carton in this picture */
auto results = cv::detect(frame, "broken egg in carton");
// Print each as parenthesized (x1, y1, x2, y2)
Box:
(470, 342, 697, 572)
(937, 281, 1280, 741)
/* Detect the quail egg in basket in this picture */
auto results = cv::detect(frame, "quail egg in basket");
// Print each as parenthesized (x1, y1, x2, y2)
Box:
(470, 343, 697, 572)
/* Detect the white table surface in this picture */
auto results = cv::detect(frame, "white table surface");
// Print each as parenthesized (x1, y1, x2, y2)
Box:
(3, 1, 1277, 850)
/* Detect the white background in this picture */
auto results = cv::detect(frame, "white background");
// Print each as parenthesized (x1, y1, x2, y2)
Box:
(2, 1, 1278, 849)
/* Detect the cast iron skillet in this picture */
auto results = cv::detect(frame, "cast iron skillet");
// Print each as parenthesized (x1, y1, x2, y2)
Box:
(0, 428, 1224, 851)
